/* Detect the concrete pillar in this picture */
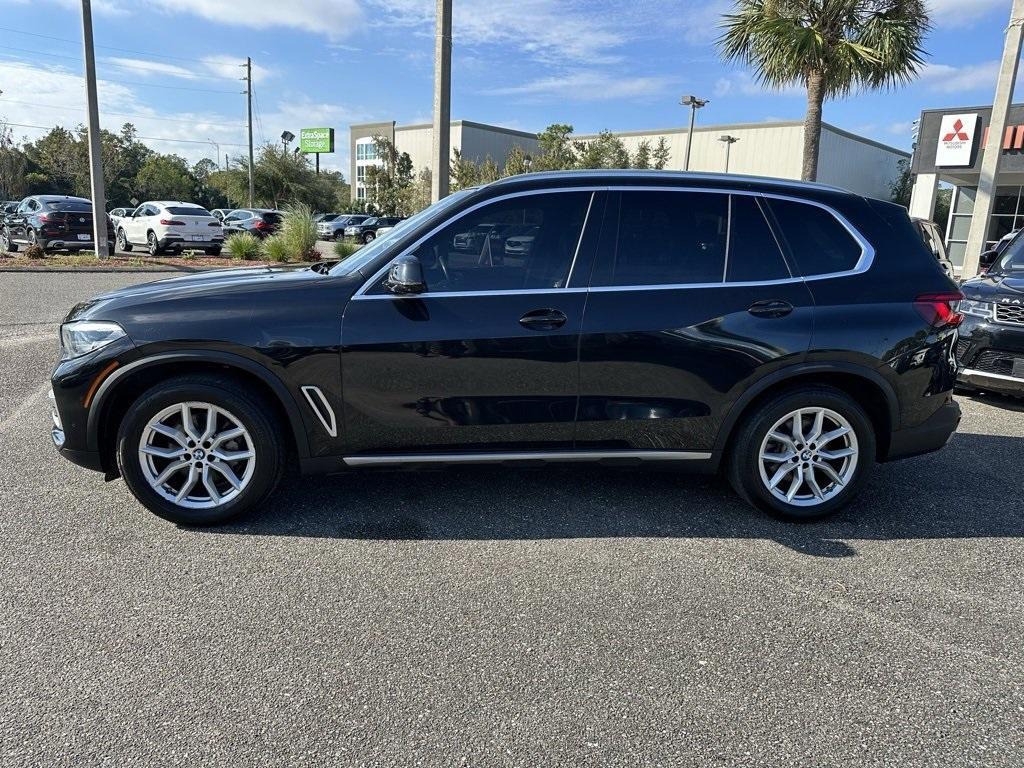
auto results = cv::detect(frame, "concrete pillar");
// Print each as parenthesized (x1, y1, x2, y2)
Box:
(908, 172, 938, 220)
(963, 0, 1024, 276)
(430, 0, 452, 203)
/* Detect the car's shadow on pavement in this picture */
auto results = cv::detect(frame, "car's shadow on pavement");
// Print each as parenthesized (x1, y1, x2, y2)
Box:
(200, 431, 1024, 558)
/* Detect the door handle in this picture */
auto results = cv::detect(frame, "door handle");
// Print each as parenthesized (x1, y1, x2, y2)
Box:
(519, 308, 568, 331)
(748, 299, 794, 319)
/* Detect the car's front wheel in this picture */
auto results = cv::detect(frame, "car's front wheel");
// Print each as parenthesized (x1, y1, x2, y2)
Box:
(728, 386, 875, 521)
(116, 375, 285, 525)
(362, 231, 375, 244)
(0, 228, 14, 253)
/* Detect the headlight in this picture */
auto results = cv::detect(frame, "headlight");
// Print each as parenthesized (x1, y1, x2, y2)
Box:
(60, 320, 126, 359)
(958, 299, 993, 319)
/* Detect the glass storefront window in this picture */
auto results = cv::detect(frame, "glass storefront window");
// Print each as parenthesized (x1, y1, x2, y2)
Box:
(950, 214, 972, 240)
(988, 215, 1017, 242)
(994, 191, 1020, 215)
(955, 187, 976, 214)
(947, 241, 966, 266)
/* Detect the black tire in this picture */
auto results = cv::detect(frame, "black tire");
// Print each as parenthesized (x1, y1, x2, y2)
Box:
(116, 228, 132, 252)
(147, 231, 161, 256)
(0, 229, 14, 253)
(27, 228, 46, 252)
(727, 385, 875, 521)
(362, 231, 375, 244)
(205, 247, 221, 256)
(116, 374, 285, 526)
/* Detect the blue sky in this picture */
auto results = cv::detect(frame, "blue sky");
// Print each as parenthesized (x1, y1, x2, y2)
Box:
(0, 0, 1015, 179)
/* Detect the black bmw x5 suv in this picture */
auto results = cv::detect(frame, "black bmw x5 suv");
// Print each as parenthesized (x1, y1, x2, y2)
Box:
(50, 171, 962, 525)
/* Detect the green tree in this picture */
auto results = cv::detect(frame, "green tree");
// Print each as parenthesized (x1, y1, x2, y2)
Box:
(632, 140, 653, 170)
(719, 0, 929, 180)
(504, 145, 532, 176)
(652, 137, 671, 170)
(574, 130, 630, 169)
(534, 124, 577, 171)
(450, 147, 480, 191)
(364, 136, 416, 215)
(135, 154, 194, 201)
(0, 122, 28, 200)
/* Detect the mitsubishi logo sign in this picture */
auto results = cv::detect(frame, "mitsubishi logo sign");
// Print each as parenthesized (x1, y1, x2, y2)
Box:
(942, 119, 970, 142)
(936, 113, 979, 167)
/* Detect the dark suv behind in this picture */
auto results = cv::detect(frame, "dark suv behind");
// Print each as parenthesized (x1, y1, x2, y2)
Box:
(50, 171, 962, 526)
(344, 216, 403, 244)
(221, 209, 283, 239)
(1, 195, 114, 253)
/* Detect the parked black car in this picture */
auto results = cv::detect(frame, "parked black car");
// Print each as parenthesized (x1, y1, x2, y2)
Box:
(221, 208, 283, 239)
(50, 170, 962, 526)
(1, 200, 20, 217)
(0, 195, 114, 253)
(316, 214, 369, 241)
(956, 232, 1024, 396)
(344, 215, 404, 244)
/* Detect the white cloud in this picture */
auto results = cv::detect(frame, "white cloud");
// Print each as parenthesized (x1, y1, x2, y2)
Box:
(918, 61, 999, 93)
(714, 71, 803, 98)
(927, 0, 1006, 26)
(104, 58, 203, 80)
(889, 121, 914, 135)
(145, 0, 361, 38)
(201, 55, 272, 85)
(485, 71, 672, 102)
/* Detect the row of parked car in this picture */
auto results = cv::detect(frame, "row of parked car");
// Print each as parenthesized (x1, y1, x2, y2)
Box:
(314, 213, 405, 243)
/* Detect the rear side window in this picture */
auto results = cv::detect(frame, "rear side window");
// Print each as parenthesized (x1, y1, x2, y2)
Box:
(166, 206, 211, 216)
(765, 198, 862, 276)
(726, 195, 791, 282)
(45, 200, 91, 212)
(595, 191, 728, 286)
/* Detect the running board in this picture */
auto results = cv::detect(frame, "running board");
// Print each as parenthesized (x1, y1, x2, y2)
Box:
(343, 450, 712, 467)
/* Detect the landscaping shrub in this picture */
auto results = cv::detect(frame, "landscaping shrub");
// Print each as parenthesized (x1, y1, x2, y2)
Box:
(280, 202, 318, 261)
(23, 244, 45, 259)
(332, 240, 361, 260)
(262, 234, 289, 263)
(225, 232, 261, 261)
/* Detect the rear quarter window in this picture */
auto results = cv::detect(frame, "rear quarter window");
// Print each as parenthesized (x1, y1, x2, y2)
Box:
(45, 200, 92, 212)
(166, 206, 211, 216)
(764, 198, 863, 276)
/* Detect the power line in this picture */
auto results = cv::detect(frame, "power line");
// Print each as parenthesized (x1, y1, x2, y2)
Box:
(0, 24, 239, 65)
(0, 121, 248, 147)
(0, 97, 244, 128)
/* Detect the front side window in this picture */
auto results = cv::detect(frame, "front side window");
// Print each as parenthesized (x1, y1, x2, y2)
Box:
(595, 191, 728, 286)
(765, 198, 862, 276)
(389, 191, 592, 293)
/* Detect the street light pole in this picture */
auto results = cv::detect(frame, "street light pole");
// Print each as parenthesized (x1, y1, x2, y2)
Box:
(80, 0, 109, 258)
(680, 95, 708, 172)
(962, 0, 1024, 278)
(431, 0, 452, 202)
(719, 135, 739, 173)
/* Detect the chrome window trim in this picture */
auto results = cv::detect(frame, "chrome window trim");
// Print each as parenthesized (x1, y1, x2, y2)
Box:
(343, 449, 712, 466)
(300, 386, 338, 438)
(351, 184, 874, 300)
(352, 187, 602, 299)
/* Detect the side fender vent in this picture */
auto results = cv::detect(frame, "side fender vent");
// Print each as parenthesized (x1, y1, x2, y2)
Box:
(300, 386, 338, 438)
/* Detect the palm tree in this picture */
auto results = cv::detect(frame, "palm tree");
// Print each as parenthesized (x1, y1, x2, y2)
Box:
(718, 0, 929, 181)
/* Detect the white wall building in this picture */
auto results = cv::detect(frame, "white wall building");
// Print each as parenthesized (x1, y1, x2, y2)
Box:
(349, 118, 908, 202)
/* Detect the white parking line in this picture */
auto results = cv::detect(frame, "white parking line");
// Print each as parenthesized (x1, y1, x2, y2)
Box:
(0, 383, 50, 434)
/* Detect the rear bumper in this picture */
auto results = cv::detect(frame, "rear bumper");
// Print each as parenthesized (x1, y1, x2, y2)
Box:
(884, 398, 961, 462)
(158, 235, 224, 249)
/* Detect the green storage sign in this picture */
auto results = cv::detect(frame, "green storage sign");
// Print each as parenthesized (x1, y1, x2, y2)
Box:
(299, 127, 335, 154)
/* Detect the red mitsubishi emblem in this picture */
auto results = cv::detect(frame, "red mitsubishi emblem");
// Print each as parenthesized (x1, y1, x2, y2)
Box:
(943, 119, 969, 142)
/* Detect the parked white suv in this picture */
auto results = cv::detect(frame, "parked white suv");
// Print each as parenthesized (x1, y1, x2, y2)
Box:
(115, 201, 224, 256)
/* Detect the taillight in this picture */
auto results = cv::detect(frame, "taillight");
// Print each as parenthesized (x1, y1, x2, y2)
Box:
(253, 219, 269, 230)
(914, 292, 965, 328)
(159, 219, 185, 226)
(37, 213, 50, 222)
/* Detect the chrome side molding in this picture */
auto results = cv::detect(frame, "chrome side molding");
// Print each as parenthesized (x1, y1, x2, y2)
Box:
(301, 386, 338, 438)
(343, 450, 712, 467)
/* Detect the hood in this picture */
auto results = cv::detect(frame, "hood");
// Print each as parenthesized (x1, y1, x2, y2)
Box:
(961, 272, 1024, 302)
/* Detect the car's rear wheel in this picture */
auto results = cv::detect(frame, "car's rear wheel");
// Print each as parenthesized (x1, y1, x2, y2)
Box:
(362, 231, 375, 244)
(116, 228, 132, 252)
(728, 386, 875, 521)
(147, 231, 161, 256)
(116, 375, 285, 525)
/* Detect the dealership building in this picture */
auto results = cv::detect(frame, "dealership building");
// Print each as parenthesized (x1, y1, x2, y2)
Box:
(910, 103, 1024, 270)
(349, 118, 908, 203)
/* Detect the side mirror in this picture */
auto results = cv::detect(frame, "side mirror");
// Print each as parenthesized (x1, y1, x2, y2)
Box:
(979, 249, 998, 271)
(385, 254, 426, 295)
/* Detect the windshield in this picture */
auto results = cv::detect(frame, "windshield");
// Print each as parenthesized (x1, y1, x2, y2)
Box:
(329, 189, 474, 276)
(995, 231, 1024, 272)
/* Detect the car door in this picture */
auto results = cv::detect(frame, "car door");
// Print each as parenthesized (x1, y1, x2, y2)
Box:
(575, 188, 814, 453)
(125, 205, 146, 243)
(340, 189, 603, 456)
(10, 199, 32, 242)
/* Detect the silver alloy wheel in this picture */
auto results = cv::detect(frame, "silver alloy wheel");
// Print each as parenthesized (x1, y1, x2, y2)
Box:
(757, 407, 858, 508)
(138, 401, 256, 509)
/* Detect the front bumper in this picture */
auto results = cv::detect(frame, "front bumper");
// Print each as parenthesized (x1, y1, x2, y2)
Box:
(49, 388, 104, 471)
(955, 314, 1024, 395)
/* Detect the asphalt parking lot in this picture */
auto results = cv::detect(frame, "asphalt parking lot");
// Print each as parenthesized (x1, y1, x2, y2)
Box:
(1, 271, 1022, 767)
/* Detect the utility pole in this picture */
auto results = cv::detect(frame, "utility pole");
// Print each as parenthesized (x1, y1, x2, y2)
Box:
(245, 57, 254, 207)
(431, 0, 452, 202)
(963, 0, 1024, 277)
(719, 135, 739, 173)
(680, 95, 708, 172)
(80, 0, 108, 258)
